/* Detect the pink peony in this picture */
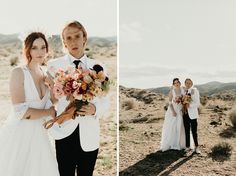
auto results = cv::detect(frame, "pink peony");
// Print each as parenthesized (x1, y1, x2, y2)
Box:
(72, 81, 81, 89)
(53, 83, 64, 99)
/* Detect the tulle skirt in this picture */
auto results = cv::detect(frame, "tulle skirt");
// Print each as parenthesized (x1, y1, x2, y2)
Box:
(0, 115, 59, 176)
(160, 104, 186, 151)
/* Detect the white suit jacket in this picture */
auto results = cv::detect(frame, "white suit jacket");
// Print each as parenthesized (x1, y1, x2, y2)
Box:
(47, 54, 109, 152)
(187, 87, 200, 119)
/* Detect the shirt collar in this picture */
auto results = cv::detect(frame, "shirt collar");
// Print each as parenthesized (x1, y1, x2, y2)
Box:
(67, 53, 87, 65)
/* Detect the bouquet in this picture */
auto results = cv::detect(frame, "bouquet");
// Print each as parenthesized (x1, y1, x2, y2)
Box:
(44, 64, 111, 129)
(174, 96, 183, 104)
(182, 93, 192, 114)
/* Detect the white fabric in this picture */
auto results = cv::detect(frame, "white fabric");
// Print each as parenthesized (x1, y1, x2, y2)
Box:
(47, 54, 110, 152)
(0, 66, 59, 176)
(186, 87, 200, 119)
(160, 87, 186, 151)
(12, 102, 29, 119)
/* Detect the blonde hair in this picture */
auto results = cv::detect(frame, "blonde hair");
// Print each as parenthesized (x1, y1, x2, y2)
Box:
(61, 21, 87, 43)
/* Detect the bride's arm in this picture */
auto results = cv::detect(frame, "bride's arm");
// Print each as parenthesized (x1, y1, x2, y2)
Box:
(168, 89, 177, 117)
(9, 67, 56, 120)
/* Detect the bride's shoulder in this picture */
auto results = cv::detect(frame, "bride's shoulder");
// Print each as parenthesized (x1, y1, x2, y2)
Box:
(10, 66, 25, 81)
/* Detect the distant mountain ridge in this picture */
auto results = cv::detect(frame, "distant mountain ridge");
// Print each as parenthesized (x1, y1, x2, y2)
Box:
(148, 81, 236, 96)
(0, 33, 117, 47)
(0, 34, 20, 44)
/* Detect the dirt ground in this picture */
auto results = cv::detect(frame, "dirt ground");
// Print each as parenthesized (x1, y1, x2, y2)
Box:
(119, 86, 236, 176)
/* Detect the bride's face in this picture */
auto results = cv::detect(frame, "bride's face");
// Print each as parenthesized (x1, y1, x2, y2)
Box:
(30, 38, 47, 64)
(173, 80, 181, 88)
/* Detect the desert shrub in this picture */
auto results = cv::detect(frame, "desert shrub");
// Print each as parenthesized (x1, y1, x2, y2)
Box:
(10, 55, 19, 66)
(229, 107, 236, 129)
(200, 96, 208, 106)
(209, 142, 233, 161)
(119, 123, 129, 131)
(198, 105, 203, 114)
(164, 103, 168, 111)
(122, 99, 135, 110)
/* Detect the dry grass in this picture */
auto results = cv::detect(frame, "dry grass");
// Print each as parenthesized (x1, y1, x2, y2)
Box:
(9, 55, 19, 66)
(229, 107, 236, 129)
(122, 99, 135, 110)
(209, 142, 233, 162)
(120, 87, 236, 176)
(200, 96, 208, 106)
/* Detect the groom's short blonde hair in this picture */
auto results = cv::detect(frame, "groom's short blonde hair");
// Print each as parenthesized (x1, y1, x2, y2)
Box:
(61, 21, 88, 43)
(185, 78, 193, 84)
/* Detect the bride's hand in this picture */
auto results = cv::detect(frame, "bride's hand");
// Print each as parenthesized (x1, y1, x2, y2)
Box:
(48, 106, 57, 119)
(172, 111, 177, 117)
(56, 106, 77, 124)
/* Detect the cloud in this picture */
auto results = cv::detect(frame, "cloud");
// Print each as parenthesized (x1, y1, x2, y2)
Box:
(120, 65, 236, 88)
(120, 21, 151, 43)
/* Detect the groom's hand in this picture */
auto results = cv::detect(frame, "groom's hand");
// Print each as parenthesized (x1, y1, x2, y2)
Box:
(56, 106, 77, 124)
(78, 103, 96, 116)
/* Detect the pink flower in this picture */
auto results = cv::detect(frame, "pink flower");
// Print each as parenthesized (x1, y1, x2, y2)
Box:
(72, 81, 81, 89)
(73, 88, 83, 100)
(83, 75, 93, 84)
(53, 83, 64, 99)
(63, 87, 72, 96)
(71, 73, 79, 80)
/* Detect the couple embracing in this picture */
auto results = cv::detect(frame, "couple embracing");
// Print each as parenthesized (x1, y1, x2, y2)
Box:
(0, 20, 109, 176)
(160, 78, 201, 154)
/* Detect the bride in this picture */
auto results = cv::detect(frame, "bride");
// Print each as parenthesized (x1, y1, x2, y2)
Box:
(160, 78, 186, 151)
(0, 32, 59, 175)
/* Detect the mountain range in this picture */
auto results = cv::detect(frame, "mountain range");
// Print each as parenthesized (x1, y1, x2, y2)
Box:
(148, 81, 236, 96)
(0, 33, 116, 48)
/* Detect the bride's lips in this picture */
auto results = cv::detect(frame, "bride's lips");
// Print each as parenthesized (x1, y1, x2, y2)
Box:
(72, 47, 78, 50)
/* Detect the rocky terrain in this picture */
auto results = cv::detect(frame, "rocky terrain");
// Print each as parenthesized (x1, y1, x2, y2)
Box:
(119, 85, 236, 176)
(0, 34, 117, 176)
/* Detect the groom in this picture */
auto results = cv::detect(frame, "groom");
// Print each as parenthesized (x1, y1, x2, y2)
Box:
(183, 78, 201, 154)
(47, 21, 109, 176)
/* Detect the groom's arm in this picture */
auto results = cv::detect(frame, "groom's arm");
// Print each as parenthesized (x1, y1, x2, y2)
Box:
(93, 96, 110, 118)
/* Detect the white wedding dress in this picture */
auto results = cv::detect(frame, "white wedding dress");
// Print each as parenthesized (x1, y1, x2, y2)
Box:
(0, 67, 59, 176)
(160, 87, 186, 151)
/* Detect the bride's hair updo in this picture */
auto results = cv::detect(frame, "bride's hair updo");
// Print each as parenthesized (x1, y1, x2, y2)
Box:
(173, 78, 180, 85)
(23, 32, 48, 64)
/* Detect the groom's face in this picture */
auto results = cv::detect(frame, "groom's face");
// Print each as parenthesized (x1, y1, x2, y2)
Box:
(63, 26, 86, 58)
(185, 80, 193, 89)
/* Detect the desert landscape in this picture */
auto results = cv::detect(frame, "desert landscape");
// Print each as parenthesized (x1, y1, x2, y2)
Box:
(0, 34, 117, 176)
(119, 83, 236, 176)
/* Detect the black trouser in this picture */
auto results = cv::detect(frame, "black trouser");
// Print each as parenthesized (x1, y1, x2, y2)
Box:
(55, 124, 99, 176)
(183, 112, 198, 148)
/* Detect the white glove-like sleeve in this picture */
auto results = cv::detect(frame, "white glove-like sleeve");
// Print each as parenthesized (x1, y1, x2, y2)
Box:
(12, 102, 29, 119)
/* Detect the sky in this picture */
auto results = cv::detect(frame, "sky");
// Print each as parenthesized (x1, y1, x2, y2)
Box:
(120, 0, 236, 88)
(0, 0, 117, 37)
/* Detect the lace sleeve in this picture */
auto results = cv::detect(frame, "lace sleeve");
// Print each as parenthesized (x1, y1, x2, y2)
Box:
(12, 102, 29, 119)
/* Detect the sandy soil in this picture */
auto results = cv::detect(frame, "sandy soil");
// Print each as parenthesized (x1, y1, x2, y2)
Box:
(119, 86, 236, 176)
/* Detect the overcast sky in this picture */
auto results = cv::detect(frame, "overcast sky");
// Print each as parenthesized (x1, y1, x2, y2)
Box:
(0, 0, 117, 37)
(120, 0, 236, 88)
